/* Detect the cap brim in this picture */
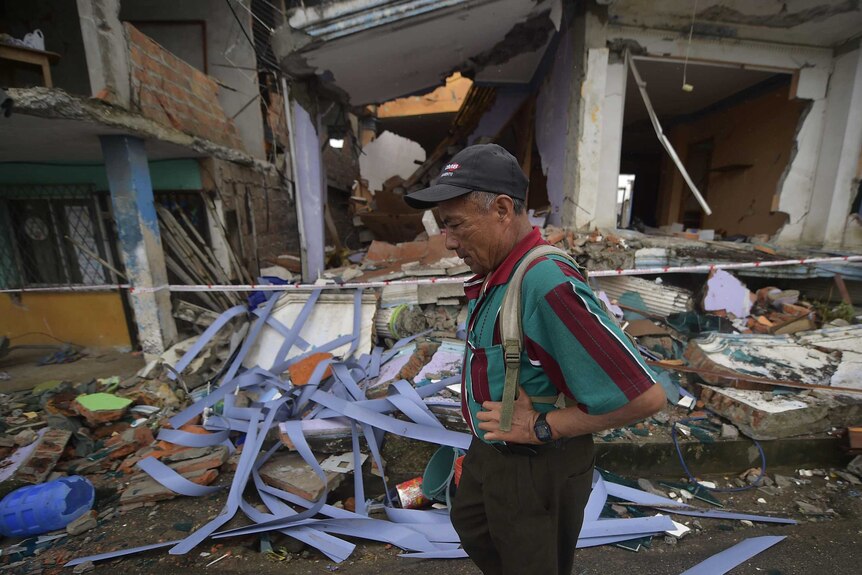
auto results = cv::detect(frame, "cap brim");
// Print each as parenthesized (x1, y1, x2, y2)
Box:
(404, 183, 471, 209)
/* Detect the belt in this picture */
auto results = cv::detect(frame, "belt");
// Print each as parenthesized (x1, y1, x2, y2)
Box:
(489, 438, 566, 456)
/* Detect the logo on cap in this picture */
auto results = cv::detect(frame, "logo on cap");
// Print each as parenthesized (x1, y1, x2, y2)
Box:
(439, 163, 460, 178)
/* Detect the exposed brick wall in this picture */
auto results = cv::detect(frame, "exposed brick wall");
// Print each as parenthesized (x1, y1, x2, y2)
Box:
(201, 158, 300, 278)
(125, 23, 246, 152)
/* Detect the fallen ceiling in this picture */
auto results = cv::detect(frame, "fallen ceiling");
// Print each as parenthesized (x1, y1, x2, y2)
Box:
(273, 0, 560, 106)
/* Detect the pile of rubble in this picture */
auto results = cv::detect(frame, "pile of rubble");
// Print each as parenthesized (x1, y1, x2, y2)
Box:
(0, 235, 860, 571)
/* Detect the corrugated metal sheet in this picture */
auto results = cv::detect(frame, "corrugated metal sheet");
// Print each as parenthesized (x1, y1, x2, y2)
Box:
(288, 0, 470, 41)
(594, 276, 692, 317)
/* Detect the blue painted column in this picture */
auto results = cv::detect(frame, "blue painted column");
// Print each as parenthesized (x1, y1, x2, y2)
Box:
(101, 135, 177, 357)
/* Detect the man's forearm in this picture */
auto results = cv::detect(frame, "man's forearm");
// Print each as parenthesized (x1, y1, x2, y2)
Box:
(546, 384, 666, 440)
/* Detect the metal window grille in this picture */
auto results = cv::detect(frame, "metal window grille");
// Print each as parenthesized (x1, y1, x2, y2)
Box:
(0, 185, 118, 289)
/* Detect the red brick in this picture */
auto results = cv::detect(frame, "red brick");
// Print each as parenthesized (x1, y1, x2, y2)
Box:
(14, 428, 72, 484)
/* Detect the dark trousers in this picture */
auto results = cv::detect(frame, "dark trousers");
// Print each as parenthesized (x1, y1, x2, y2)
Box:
(450, 436, 594, 575)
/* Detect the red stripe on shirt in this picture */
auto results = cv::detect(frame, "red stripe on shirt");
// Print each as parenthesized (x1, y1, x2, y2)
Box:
(525, 335, 575, 400)
(469, 347, 492, 404)
(544, 283, 654, 401)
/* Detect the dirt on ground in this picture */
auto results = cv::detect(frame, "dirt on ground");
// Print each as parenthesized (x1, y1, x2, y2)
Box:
(2, 350, 861, 574)
(0, 349, 145, 393)
(6, 464, 859, 575)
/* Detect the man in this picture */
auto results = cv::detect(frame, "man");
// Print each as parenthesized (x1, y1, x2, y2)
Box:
(405, 144, 666, 575)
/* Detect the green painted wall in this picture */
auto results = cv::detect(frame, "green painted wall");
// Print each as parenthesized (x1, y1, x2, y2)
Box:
(0, 159, 202, 191)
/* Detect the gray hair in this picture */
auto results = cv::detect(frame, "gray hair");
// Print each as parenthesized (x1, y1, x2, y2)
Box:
(468, 191, 526, 215)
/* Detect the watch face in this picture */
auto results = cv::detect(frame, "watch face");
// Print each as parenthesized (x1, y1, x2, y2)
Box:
(535, 419, 553, 443)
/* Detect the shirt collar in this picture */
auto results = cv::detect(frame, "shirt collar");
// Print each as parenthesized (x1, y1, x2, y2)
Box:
(463, 227, 546, 300)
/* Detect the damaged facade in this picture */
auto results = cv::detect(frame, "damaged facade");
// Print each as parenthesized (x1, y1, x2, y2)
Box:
(2, 2, 862, 572)
(277, 0, 862, 250)
(1, 0, 301, 356)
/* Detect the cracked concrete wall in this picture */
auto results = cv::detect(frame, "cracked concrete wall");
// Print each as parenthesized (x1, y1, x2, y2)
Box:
(799, 49, 862, 247)
(774, 99, 826, 245)
(201, 157, 299, 278)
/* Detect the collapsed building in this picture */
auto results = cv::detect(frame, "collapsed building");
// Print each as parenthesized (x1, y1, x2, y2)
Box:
(2, 0, 862, 358)
(1, 0, 862, 571)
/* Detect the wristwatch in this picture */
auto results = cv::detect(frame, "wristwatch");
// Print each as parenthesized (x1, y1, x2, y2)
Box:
(534, 412, 553, 443)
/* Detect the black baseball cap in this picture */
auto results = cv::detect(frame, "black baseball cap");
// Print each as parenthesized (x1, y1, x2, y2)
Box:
(404, 144, 528, 209)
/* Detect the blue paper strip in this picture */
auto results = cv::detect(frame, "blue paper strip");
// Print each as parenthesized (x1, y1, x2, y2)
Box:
(679, 536, 785, 575)
(310, 390, 471, 450)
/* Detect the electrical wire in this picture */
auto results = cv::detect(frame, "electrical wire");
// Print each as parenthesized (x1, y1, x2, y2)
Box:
(671, 416, 767, 493)
(229, 0, 276, 34)
(225, 0, 280, 70)
(681, 0, 699, 91)
(7, 331, 77, 345)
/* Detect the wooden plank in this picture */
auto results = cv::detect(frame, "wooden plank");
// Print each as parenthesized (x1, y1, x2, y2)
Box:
(163, 254, 221, 311)
(158, 208, 233, 309)
(174, 207, 242, 305)
(834, 274, 854, 306)
(204, 195, 254, 284)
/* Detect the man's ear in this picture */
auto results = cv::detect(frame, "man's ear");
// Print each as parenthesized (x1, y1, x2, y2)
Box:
(494, 195, 514, 220)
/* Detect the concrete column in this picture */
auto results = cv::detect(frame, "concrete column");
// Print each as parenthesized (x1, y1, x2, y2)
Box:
(568, 47, 609, 229)
(555, 4, 607, 230)
(801, 49, 862, 247)
(823, 49, 862, 247)
(76, 0, 131, 107)
(535, 25, 576, 227)
(101, 136, 176, 357)
(593, 55, 627, 230)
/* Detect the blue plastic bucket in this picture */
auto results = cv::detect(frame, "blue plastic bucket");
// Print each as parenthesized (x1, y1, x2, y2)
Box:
(0, 476, 95, 537)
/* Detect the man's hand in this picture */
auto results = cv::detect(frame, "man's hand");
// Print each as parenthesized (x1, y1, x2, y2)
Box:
(477, 384, 667, 444)
(477, 386, 541, 444)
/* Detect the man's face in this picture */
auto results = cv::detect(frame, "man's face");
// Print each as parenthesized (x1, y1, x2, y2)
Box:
(437, 195, 507, 276)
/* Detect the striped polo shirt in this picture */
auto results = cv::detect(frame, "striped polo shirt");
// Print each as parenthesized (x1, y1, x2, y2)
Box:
(461, 227, 657, 442)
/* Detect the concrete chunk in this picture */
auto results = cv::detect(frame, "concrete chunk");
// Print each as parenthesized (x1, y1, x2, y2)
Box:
(66, 511, 98, 536)
(259, 451, 344, 501)
(120, 468, 219, 505)
(700, 385, 862, 440)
